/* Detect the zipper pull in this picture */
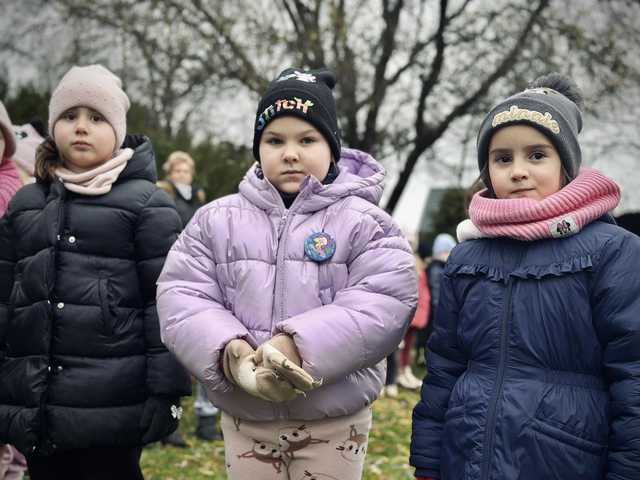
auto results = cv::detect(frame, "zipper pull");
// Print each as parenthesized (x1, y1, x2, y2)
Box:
(277, 211, 289, 238)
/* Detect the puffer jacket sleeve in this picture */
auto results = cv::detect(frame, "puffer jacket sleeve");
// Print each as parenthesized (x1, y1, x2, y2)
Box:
(156, 206, 251, 393)
(591, 233, 640, 479)
(276, 206, 417, 384)
(0, 160, 21, 217)
(410, 270, 467, 479)
(135, 188, 191, 397)
(0, 212, 15, 358)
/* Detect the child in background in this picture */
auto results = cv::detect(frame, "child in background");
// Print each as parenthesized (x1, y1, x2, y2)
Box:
(158, 151, 221, 445)
(0, 101, 27, 480)
(411, 73, 640, 479)
(414, 234, 456, 367)
(396, 251, 430, 391)
(12, 121, 45, 184)
(0, 65, 190, 480)
(158, 67, 417, 480)
(423, 233, 456, 344)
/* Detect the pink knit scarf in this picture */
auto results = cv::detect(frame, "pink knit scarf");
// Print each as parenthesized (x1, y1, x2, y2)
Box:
(458, 168, 620, 242)
(56, 148, 133, 196)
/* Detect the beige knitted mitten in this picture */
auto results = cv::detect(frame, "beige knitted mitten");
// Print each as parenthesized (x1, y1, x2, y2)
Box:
(256, 335, 323, 392)
(222, 339, 298, 402)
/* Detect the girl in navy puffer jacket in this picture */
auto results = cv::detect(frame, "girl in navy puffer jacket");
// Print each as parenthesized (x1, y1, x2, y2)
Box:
(410, 73, 640, 480)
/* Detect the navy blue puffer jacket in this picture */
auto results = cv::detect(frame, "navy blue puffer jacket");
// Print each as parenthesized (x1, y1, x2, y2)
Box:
(411, 217, 640, 479)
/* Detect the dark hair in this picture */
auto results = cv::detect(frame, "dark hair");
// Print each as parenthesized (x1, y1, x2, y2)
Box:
(35, 137, 64, 183)
(528, 72, 584, 111)
(467, 175, 490, 205)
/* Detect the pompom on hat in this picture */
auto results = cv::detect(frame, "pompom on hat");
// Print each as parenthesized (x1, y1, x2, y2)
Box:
(253, 67, 341, 162)
(48, 64, 130, 149)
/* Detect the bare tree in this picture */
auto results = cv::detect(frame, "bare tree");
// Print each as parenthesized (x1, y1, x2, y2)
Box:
(7, 0, 640, 212)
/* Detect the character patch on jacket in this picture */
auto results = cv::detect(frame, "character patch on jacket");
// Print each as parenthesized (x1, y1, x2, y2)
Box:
(550, 215, 577, 238)
(335, 424, 367, 462)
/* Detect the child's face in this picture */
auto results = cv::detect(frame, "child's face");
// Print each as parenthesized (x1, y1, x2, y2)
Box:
(169, 161, 193, 185)
(488, 125, 563, 201)
(53, 106, 116, 170)
(259, 116, 332, 194)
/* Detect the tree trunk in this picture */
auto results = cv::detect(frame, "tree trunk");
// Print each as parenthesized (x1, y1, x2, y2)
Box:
(384, 138, 431, 213)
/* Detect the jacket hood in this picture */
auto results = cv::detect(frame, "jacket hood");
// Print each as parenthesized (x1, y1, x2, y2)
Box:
(118, 134, 158, 183)
(239, 147, 385, 213)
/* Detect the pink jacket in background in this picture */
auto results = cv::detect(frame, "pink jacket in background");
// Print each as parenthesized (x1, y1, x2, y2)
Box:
(0, 159, 21, 216)
(0, 100, 23, 216)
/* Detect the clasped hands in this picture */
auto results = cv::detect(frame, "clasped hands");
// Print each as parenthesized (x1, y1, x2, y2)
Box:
(223, 334, 322, 402)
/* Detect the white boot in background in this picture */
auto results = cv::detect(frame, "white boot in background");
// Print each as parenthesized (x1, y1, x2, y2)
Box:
(384, 384, 399, 398)
(397, 366, 422, 390)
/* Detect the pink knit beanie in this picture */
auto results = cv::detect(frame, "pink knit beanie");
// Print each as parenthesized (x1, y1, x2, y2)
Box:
(0, 100, 16, 159)
(48, 65, 130, 149)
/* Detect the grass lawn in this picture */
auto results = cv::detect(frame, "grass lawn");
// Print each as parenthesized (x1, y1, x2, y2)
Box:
(141, 384, 422, 480)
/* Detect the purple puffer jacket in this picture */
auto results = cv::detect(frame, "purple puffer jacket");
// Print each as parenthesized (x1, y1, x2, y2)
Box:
(157, 148, 418, 421)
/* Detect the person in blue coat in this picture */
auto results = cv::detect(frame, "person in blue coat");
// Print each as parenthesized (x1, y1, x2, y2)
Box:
(410, 72, 640, 480)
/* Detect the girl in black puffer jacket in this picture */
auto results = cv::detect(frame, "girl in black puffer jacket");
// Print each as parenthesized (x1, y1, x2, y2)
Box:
(0, 65, 190, 480)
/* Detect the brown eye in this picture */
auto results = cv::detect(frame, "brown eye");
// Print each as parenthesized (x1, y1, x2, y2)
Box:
(494, 154, 511, 164)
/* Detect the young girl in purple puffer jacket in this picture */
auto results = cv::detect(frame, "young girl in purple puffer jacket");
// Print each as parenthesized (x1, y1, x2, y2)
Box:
(157, 68, 418, 480)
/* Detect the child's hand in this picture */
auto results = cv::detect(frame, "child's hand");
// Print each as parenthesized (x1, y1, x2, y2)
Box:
(254, 365, 299, 402)
(256, 337, 323, 392)
(255, 334, 302, 366)
(222, 339, 259, 386)
(223, 339, 299, 402)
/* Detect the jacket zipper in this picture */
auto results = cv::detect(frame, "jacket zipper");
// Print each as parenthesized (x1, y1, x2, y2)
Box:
(273, 211, 289, 322)
(36, 183, 67, 453)
(479, 277, 514, 480)
(271, 186, 309, 327)
(270, 187, 310, 418)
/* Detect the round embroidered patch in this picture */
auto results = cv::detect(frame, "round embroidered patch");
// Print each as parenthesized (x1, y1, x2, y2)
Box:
(304, 232, 336, 262)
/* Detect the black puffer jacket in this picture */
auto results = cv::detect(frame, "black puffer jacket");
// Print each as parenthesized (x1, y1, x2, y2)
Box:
(0, 135, 191, 456)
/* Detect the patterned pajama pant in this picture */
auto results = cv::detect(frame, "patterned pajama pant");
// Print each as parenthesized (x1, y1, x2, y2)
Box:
(221, 407, 372, 480)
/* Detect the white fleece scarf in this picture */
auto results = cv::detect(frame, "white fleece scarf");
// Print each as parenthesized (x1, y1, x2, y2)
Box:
(56, 148, 133, 195)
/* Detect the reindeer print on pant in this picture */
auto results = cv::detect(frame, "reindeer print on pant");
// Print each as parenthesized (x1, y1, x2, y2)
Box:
(278, 424, 330, 461)
(336, 424, 368, 462)
(237, 439, 287, 473)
